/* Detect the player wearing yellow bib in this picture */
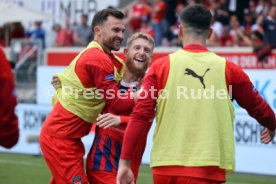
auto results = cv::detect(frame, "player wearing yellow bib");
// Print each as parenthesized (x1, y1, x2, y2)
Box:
(117, 5, 276, 184)
(40, 9, 135, 184)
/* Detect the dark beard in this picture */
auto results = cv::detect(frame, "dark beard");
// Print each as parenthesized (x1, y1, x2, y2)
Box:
(103, 38, 121, 51)
(103, 41, 119, 51)
(126, 59, 147, 79)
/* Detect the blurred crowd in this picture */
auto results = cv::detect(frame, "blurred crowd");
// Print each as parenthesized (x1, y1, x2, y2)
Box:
(126, 0, 276, 48)
(0, 14, 92, 48)
(0, 0, 275, 49)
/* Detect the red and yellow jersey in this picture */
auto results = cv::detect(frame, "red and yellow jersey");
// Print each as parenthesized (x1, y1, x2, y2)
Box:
(41, 41, 135, 139)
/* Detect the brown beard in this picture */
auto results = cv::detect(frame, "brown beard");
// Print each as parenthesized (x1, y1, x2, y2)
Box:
(126, 58, 147, 79)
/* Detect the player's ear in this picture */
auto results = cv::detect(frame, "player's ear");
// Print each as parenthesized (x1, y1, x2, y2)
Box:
(94, 26, 101, 35)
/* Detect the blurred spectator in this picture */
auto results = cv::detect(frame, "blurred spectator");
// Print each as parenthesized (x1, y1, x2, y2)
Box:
(243, 8, 255, 36)
(53, 23, 74, 47)
(214, 0, 230, 25)
(228, 15, 246, 46)
(0, 23, 24, 47)
(127, 0, 152, 33)
(163, 0, 178, 27)
(219, 26, 233, 46)
(73, 14, 92, 47)
(26, 21, 46, 48)
(0, 46, 19, 149)
(9, 22, 25, 45)
(255, 0, 269, 15)
(145, 0, 166, 46)
(228, 0, 250, 24)
(166, 3, 184, 47)
(52, 16, 74, 47)
(46, 26, 57, 48)
(257, 5, 276, 47)
(251, 30, 272, 63)
(0, 0, 273, 49)
(236, 23, 272, 63)
(139, 19, 155, 39)
(249, 30, 264, 47)
(248, 0, 258, 19)
(208, 15, 224, 46)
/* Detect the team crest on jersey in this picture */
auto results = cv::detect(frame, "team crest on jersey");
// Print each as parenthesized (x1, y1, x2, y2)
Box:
(72, 176, 82, 184)
(105, 74, 115, 81)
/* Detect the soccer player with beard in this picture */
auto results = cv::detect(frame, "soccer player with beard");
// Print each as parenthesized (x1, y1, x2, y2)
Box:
(86, 32, 154, 184)
(50, 33, 154, 183)
(40, 9, 136, 184)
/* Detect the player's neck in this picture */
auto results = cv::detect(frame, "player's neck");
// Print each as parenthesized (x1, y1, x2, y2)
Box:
(182, 37, 206, 48)
(123, 69, 139, 82)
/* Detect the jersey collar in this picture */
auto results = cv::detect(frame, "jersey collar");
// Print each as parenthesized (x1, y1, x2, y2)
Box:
(182, 44, 209, 53)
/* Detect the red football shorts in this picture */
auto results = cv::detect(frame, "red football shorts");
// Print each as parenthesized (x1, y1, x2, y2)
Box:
(87, 170, 116, 184)
(86, 158, 141, 184)
(40, 133, 88, 184)
(153, 174, 224, 184)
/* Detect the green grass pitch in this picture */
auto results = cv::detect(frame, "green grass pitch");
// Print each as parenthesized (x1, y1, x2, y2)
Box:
(0, 152, 276, 184)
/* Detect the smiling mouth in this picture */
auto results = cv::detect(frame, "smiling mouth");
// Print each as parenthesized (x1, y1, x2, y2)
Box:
(114, 39, 122, 45)
(134, 59, 145, 63)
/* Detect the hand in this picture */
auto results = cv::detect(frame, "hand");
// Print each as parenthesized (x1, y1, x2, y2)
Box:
(261, 128, 275, 144)
(96, 113, 121, 129)
(117, 160, 134, 184)
(51, 75, 61, 89)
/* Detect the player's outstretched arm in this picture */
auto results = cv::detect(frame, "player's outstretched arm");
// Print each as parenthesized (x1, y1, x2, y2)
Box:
(227, 61, 276, 131)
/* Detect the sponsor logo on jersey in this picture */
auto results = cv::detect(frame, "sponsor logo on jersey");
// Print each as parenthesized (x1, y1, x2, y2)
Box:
(105, 74, 115, 81)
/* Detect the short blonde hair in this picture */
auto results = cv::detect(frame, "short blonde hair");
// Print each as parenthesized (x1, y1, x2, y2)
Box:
(126, 32, 155, 49)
